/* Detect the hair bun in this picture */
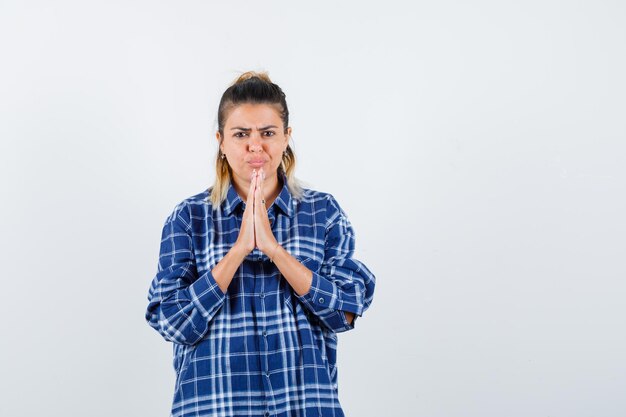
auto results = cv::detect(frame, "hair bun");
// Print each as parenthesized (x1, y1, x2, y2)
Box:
(233, 70, 273, 85)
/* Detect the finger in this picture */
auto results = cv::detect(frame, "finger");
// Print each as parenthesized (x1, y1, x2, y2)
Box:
(257, 169, 266, 209)
(246, 170, 256, 214)
(254, 169, 262, 207)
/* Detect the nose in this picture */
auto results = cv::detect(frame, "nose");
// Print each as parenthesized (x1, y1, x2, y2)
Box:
(248, 134, 262, 152)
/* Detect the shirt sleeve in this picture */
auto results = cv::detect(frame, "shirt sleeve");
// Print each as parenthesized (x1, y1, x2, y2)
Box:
(294, 195, 376, 333)
(145, 202, 226, 346)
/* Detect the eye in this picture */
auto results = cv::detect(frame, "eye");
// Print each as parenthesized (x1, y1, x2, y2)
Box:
(234, 132, 248, 138)
(263, 131, 275, 137)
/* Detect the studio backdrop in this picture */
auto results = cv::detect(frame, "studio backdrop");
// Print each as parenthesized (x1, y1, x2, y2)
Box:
(1, 1, 624, 416)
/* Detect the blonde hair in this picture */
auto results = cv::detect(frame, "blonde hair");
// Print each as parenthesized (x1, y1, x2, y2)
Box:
(210, 71, 303, 207)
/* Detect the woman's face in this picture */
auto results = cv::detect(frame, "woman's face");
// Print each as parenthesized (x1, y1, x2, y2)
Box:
(218, 103, 291, 190)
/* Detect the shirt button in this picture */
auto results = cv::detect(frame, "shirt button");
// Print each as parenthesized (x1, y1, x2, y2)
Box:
(266, 371, 270, 377)
(264, 412, 270, 417)
(318, 297, 325, 304)
(259, 293, 265, 299)
(262, 330, 267, 337)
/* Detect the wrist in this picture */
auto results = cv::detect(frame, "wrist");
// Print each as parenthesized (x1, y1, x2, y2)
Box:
(231, 242, 251, 261)
(269, 242, 281, 262)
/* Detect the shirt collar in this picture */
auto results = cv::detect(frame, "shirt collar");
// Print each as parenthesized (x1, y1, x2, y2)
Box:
(222, 183, 245, 216)
(221, 172, 294, 218)
(273, 172, 294, 217)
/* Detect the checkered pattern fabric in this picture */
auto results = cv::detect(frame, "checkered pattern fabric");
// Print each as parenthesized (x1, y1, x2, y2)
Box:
(145, 175, 376, 417)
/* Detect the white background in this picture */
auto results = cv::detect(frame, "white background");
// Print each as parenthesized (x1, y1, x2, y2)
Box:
(1, 1, 625, 416)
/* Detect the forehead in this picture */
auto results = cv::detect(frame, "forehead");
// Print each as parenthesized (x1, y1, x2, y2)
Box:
(224, 103, 283, 127)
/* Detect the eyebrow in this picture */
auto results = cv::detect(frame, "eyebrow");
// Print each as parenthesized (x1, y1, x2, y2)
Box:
(230, 125, 278, 131)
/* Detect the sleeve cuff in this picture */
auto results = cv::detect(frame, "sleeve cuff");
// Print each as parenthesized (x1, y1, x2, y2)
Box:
(295, 271, 338, 311)
(189, 270, 227, 318)
(341, 310, 357, 330)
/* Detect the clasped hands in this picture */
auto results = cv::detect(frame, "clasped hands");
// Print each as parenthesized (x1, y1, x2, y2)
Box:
(235, 168, 281, 260)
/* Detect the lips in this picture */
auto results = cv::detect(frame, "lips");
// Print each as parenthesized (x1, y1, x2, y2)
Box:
(247, 160, 266, 168)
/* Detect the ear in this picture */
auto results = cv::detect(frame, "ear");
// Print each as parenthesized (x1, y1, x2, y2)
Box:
(284, 126, 292, 147)
(216, 132, 223, 153)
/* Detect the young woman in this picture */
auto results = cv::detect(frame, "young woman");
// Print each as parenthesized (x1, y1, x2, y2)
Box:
(145, 71, 376, 417)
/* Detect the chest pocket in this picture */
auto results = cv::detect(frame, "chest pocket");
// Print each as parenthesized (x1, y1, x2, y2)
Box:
(279, 213, 325, 263)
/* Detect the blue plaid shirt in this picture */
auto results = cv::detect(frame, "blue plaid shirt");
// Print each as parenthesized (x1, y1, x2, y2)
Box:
(145, 175, 376, 417)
